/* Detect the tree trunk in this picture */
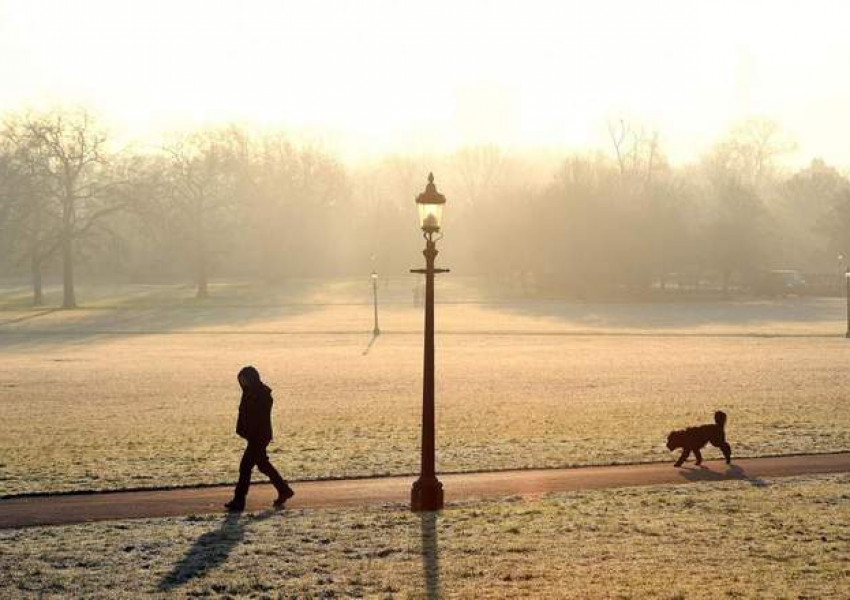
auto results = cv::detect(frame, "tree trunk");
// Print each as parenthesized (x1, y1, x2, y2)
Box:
(194, 224, 208, 300)
(29, 201, 45, 307)
(61, 198, 76, 309)
(196, 256, 208, 299)
(61, 232, 76, 308)
(31, 254, 43, 307)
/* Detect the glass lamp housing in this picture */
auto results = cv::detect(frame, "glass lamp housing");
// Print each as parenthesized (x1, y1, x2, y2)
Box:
(416, 172, 446, 233)
(417, 202, 443, 232)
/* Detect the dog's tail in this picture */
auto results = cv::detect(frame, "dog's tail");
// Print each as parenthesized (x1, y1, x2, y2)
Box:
(714, 410, 727, 428)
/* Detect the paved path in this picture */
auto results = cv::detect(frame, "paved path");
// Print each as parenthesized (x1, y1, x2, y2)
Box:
(1, 453, 848, 529)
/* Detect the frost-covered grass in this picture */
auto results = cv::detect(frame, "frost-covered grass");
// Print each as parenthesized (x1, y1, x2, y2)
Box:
(2, 283, 850, 495)
(2, 314, 850, 495)
(1, 474, 848, 598)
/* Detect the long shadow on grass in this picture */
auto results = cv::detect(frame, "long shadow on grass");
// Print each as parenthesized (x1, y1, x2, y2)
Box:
(157, 510, 277, 591)
(420, 512, 441, 600)
(492, 296, 841, 332)
(0, 303, 322, 353)
(678, 464, 769, 487)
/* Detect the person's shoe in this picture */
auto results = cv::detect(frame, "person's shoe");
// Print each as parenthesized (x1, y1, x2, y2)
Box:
(273, 487, 295, 508)
(224, 498, 245, 512)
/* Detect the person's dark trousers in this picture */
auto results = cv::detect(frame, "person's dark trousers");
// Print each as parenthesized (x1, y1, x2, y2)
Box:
(234, 441, 290, 500)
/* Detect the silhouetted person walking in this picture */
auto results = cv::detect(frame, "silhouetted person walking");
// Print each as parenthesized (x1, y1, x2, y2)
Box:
(225, 366, 294, 511)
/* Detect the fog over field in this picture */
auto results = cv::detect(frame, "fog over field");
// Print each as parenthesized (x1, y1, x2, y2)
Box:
(2, 3, 850, 305)
(1, 0, 850, 494)
(5, 2, 850, 599)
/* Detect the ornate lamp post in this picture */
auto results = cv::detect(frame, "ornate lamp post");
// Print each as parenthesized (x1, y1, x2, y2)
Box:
(410, 173, 448, 512)
(371, 270, 381, 336)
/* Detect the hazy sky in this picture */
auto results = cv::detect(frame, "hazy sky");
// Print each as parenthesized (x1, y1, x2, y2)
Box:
(2, 0, 849, 165)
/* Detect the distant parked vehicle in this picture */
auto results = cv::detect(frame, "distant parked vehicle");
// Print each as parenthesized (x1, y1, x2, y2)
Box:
(754, 270, 807, 297)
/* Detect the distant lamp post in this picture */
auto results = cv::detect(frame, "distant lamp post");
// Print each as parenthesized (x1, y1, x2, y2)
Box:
(845, 268, 850, 339)
(410, 172, 448, 512)
(371, 270, 381, 336)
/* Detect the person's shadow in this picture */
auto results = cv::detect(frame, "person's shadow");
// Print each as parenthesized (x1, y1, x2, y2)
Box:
(420, 512, 441, 600)
(677, 463, 768, 488)
(157, 510, 277, 591)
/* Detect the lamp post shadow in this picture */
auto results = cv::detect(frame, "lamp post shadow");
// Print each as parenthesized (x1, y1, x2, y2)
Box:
(362, 331, 380, 356)
(420, 511, 442, 600)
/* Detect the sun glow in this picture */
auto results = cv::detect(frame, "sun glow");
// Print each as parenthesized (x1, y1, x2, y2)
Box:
(2, 0, 850, 164)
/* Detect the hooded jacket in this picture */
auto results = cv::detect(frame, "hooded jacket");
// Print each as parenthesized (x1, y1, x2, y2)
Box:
(236, 383, 274, 444)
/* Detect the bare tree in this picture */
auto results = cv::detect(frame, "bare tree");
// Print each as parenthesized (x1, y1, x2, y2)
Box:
(699, 157, 764, 293)
(454, 145, 503, 206)
(161, 128, 243, 298)
(608, 119, 630, 178)
(3, 155, 57, 304)
(0, 136, 55, 304)
(710, 118, 795, 187)
(3, 109, 124, 307)
(794, 159, 850, 267)
(0, 146, 22, 275)
(607, 118, 664, 186)
(695, 120, 794, 292)
(352, 154, 421, 275)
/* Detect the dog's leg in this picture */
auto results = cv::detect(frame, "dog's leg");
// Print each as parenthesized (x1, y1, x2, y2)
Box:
(674, 448, 690, 467)
(719, 442, 732, 464)
(693, 448, 703, 465)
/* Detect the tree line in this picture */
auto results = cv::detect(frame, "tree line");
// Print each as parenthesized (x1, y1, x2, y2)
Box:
(1, 108, 849, 307)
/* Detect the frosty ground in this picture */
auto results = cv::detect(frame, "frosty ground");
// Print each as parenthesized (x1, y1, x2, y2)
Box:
(1, 473, 848, 598)
(2, 279, 849, 496)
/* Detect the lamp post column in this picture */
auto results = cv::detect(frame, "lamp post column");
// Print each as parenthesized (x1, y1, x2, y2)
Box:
(411, 235, 447, 511)
(372, 271, 380, 336)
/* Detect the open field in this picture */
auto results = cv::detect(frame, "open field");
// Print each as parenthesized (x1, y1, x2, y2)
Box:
(2, 282, 850, 496)
(0, 278, 846, 335)
(1, 473, 848, 598)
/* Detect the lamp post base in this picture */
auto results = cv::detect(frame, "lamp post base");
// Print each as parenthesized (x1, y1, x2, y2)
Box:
(411, 476, 444, 511)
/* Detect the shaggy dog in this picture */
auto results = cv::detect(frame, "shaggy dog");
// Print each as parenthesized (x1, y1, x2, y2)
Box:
(666, 411, 732, 467)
